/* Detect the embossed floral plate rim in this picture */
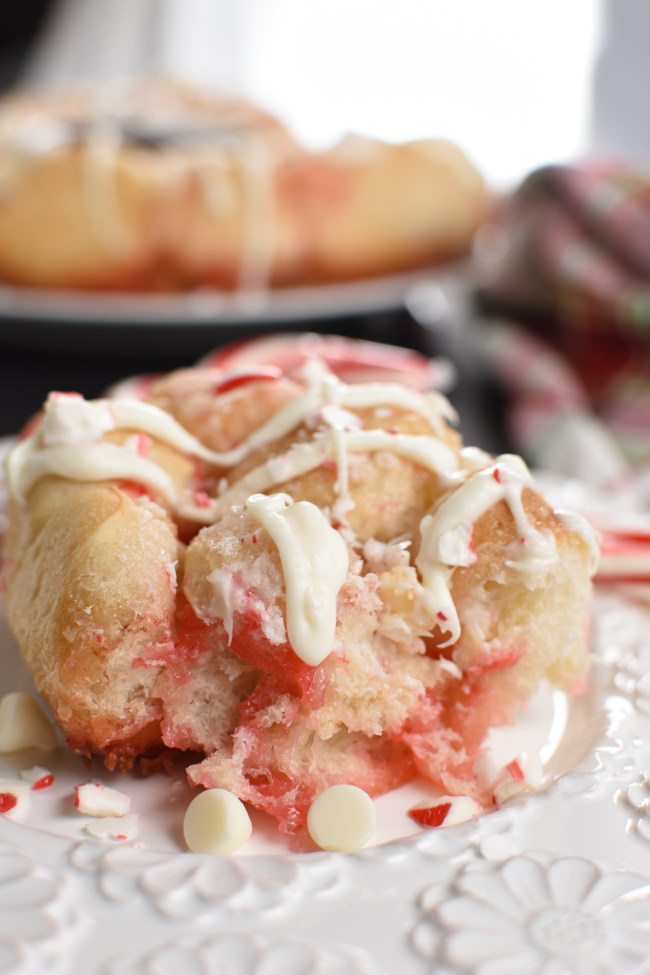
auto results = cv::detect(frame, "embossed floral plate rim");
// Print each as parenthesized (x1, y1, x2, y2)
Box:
(1, 467, 650, 972)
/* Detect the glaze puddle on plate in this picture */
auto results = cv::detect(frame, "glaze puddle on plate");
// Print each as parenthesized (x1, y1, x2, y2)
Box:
(0, 609, 605, 856)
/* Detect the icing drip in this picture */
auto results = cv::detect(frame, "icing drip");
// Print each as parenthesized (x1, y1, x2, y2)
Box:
(8, 441, 179, 506)
(554, 509, 600, 573)
(82, 119, 136, 255)
(7, 368, 458, 516)
(199, 429, 459, 522)
(180, 360, 452, 471)
(3, 370, 597, 668)
(236, 134, 277, 293)
(245, 493, 349, 665)
(415, 455, 559, 647)
(6, 395, 230, 504)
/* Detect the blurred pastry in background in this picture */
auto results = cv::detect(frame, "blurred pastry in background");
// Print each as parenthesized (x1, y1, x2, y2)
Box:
(0, 78, 490, 293)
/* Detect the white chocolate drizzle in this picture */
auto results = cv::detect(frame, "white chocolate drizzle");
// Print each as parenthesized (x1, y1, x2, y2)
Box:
(199, 429, 459, 523)
(180, 360, 452, 470)
(6, 366, 457, 515)
(245, 493, 349, 665)
(554, 509, 600, 573)
(4, 368, 597, 669)
(81, 121, 135, 255)
(415, 454, 559, 647)
(8, 441, 180, 506)
(6, 394, 229, 504)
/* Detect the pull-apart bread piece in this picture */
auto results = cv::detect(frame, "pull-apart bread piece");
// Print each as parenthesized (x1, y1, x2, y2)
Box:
(0, 81, 488, 292)
(1, 337, 597, 839)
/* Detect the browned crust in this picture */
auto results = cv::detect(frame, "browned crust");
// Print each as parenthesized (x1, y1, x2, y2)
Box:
(3, 479, 179, 766)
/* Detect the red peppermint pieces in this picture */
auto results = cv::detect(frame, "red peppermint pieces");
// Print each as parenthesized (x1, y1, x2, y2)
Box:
(409, 801, 452, 828)
(0, 793, 17, 814)
(213, 367, 282, 396)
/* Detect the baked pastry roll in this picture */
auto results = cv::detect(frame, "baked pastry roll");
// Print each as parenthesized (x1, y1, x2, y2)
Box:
(1, 336, 597, 839)
(0, 80, 489, 292)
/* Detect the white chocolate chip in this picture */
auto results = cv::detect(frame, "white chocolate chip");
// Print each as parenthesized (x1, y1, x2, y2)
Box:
(307, 784, 376, 852)
(0, 692, 57, 752)
(84, 813, 139, 841)
(74, 782, 131, 817)
(183, 788, 252, 854)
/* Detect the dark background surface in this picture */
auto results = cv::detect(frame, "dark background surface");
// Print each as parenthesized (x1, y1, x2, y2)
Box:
(0, 0, 55, 89)
(0, 306, 511, 458)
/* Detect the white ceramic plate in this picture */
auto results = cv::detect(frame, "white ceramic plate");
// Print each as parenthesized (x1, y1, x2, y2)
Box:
(2, 456, 650, 972)
(1, 590, 650, 974)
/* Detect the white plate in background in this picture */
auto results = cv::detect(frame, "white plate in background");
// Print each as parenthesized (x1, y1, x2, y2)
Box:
(0, 264, 469, 357)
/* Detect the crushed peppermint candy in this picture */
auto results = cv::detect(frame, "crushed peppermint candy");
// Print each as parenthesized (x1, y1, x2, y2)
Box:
(0, 779, 31, 819)
(124, 432, 153, 457)
(213, 367, 281, 396)
(192, 490, 212, 508)
(318, 403, 363, 432)
(474, 750, 544, 806)
(437, 523, 476, 567)
(74, 782, 131, 818)
(493, 760, 539, 805)
(0, 793, 17, 814)
(20, 765, 54, 789)
(409, 794, 484, 828)
(84, 813, 139, 842)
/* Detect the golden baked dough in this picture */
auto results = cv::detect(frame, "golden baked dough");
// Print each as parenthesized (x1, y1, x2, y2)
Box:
(1, 337, 596, 840)
(0, 80, 489, 292)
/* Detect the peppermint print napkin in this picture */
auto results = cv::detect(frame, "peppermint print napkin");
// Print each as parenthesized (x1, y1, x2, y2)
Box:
(475, 160, 650, 496)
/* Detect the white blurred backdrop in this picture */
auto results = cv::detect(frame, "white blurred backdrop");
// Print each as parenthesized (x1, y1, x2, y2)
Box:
(23, 0, 648, 189)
